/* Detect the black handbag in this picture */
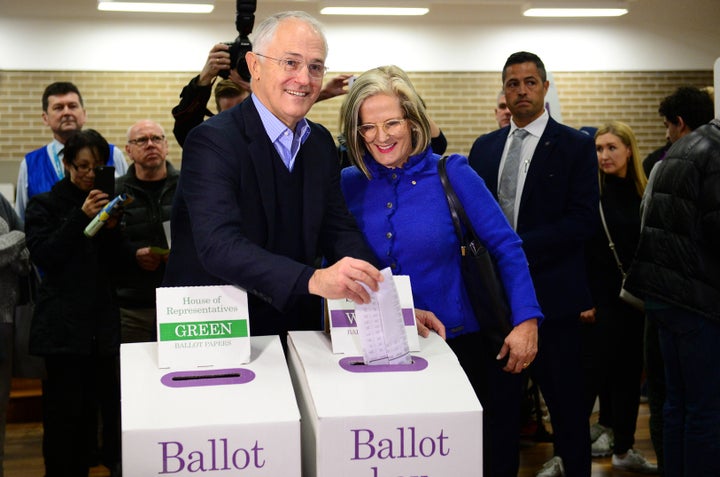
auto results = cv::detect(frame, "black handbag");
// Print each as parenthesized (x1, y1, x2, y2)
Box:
(438, 156, 513, 355)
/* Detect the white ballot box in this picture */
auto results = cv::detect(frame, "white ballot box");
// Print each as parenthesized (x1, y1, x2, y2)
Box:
(287, 331, 483, 477)
(121, 336, 301, 476)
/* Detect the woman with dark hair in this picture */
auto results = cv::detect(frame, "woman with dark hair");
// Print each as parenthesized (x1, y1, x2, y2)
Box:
(25, 129, 133, 477)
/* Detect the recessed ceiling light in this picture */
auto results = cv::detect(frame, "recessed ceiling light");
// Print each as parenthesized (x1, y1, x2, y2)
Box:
(320, 7, 429, 16)
(97, 0, 214, 14)
(523, 7, 627, 17)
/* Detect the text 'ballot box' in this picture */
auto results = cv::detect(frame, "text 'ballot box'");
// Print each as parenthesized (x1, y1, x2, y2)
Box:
(287, 331, 483, 477)
(121, 336, 301, 476)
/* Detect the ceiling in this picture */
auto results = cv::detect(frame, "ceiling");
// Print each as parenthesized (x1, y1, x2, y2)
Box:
(0, 0, 674, 24)
(0, 0, 717, 52)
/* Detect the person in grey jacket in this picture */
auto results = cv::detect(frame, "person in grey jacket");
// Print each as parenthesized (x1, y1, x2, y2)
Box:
(625, 118, 720, 477)
(0, 193, 30, 477)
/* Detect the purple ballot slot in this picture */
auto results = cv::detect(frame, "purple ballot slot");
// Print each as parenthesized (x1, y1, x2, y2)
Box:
(160, 368, 256, 388)
(330, 308, 416, 327)
(338, 356, 428, 373)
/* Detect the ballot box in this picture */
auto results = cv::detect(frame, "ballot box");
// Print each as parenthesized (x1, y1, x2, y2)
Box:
(120, 336, 301, 476)
(287, 330, 483, 477)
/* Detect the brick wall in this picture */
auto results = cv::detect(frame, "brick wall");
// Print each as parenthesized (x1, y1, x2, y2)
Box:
(0, 69, 713, 187)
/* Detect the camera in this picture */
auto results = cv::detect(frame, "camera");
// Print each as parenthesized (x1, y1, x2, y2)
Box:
(219, 0, 257, 82)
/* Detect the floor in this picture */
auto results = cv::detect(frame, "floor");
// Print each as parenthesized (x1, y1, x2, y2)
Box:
(3, 405, 658, 477)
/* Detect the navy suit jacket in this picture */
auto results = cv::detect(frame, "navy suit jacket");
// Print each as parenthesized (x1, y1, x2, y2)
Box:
(468, 117, 599, 319)
(163, 98, 376, 334)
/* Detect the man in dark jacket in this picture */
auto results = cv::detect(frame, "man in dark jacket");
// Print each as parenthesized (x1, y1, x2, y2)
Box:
(625, 118, 720, 477)
(636, 85, 714, 474)
(116, 119, 178, 342)
(162, 12, 383, 339)
(469, 51, 598, 477)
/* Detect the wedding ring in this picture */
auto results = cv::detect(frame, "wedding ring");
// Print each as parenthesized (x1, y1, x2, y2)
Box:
(522, 362, 529, 368)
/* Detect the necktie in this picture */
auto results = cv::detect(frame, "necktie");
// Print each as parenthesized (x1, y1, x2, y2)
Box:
(498, 128, 529, 227)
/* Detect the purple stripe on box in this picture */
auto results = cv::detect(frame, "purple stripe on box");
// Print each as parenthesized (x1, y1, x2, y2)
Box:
(161, 368, 256, 388)
(338, 356, 428, 373)
(330, 309, 415, 327)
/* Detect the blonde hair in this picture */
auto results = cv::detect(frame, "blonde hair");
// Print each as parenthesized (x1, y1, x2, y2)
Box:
(595, 121, 647, 197)
(339, 65, 431, 179)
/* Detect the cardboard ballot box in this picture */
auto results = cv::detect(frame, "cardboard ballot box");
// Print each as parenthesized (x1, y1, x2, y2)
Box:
(287, 331, 483, 477)
(121, 336, 301, 476)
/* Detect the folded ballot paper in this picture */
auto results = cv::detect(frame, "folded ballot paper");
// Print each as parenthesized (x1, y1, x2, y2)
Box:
(325, 272, 420, 356)
(354, 267, 413, 365)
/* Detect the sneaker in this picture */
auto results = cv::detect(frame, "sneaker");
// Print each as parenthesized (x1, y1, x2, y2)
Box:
(612, 449, 659, 474)
(591, 429, 614, 457)
(536, 456, 565, 477)
(590, 422, 610, 443)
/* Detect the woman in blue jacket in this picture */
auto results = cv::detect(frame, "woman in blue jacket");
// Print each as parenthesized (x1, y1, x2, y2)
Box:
(339, 65, 543, 477)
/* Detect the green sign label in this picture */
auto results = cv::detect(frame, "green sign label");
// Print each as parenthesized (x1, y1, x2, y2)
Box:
(159, 320, 248, 341)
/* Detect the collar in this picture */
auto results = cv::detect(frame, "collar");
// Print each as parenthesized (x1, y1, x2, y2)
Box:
(251, 94, 310, 145)
(510, 109, 549, 139)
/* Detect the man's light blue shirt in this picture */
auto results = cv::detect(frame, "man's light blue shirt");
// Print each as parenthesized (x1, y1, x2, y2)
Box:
(251, 94, 310, 172)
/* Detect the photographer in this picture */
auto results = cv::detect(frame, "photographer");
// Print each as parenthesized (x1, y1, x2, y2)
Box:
(171, 42, 354, 146)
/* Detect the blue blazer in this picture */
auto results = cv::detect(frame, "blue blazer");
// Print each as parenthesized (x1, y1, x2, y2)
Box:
(469, 117, 599, 319)
(163, 99, 375, 327)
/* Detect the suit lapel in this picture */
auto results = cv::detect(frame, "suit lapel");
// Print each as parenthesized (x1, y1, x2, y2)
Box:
(242, 101, 278, 245)
(520, 118, 559, 207)
(301, 128, 326, 263)
(487, 129, 511, 196)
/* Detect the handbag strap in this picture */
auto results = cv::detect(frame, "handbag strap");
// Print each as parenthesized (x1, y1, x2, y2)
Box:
(437, 156, 485, 256)
(598, 200, 627, 278)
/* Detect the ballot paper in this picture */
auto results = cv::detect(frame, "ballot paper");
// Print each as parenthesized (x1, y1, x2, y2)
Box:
(355, 267, 412, 365)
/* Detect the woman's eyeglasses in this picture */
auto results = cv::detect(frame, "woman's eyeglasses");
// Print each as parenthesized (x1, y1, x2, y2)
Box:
(357, 118, 407, 141)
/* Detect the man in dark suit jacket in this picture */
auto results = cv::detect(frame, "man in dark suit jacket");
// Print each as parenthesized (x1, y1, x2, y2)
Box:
(162, 11, 382, 338)
(469, 51, 599, 477)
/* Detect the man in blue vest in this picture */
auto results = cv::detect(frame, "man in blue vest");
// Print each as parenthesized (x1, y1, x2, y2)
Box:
(15, 82, 128, 219)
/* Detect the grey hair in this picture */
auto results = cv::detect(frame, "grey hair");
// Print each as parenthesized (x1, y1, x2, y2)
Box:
(252, 11, 328, 57)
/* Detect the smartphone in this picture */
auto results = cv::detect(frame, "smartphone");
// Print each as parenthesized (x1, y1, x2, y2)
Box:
(94, 165, 115, 197)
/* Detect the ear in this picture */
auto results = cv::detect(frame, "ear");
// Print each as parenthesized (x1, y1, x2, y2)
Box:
(676, 116, 688, 133)
(245, 51, 259, 80)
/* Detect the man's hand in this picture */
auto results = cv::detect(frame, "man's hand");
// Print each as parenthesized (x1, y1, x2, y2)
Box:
(579, 307, 596, 324)
(308, 257, 382, 304)
(198, 43, 231, 86)
(415, 308, 446, 339)
(497, 318, 538, 374)
(135, 247, 164, 271)
(317, 74, 354, 102)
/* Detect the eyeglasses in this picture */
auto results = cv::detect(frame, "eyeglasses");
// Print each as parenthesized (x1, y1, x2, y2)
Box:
(357, 118, 407, 141)
(254, 53, 328, 79)
(128, 135, 166, 146)
(70, 163, 96, 173)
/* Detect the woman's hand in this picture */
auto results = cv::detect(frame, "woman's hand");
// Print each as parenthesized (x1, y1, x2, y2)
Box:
(415, 308, 446, 339)
(81, 189, 109, 218)
(497, 318, 538, 374)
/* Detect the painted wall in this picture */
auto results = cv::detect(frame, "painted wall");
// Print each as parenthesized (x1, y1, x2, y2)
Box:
(1, 4, 718, 74)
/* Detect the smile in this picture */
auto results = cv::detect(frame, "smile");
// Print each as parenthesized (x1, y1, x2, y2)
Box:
(374, 142, 396, 153)
(286, 89, 309, 97)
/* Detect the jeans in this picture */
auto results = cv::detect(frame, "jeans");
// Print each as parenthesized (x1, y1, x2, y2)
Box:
(649, 307, 720, 477)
